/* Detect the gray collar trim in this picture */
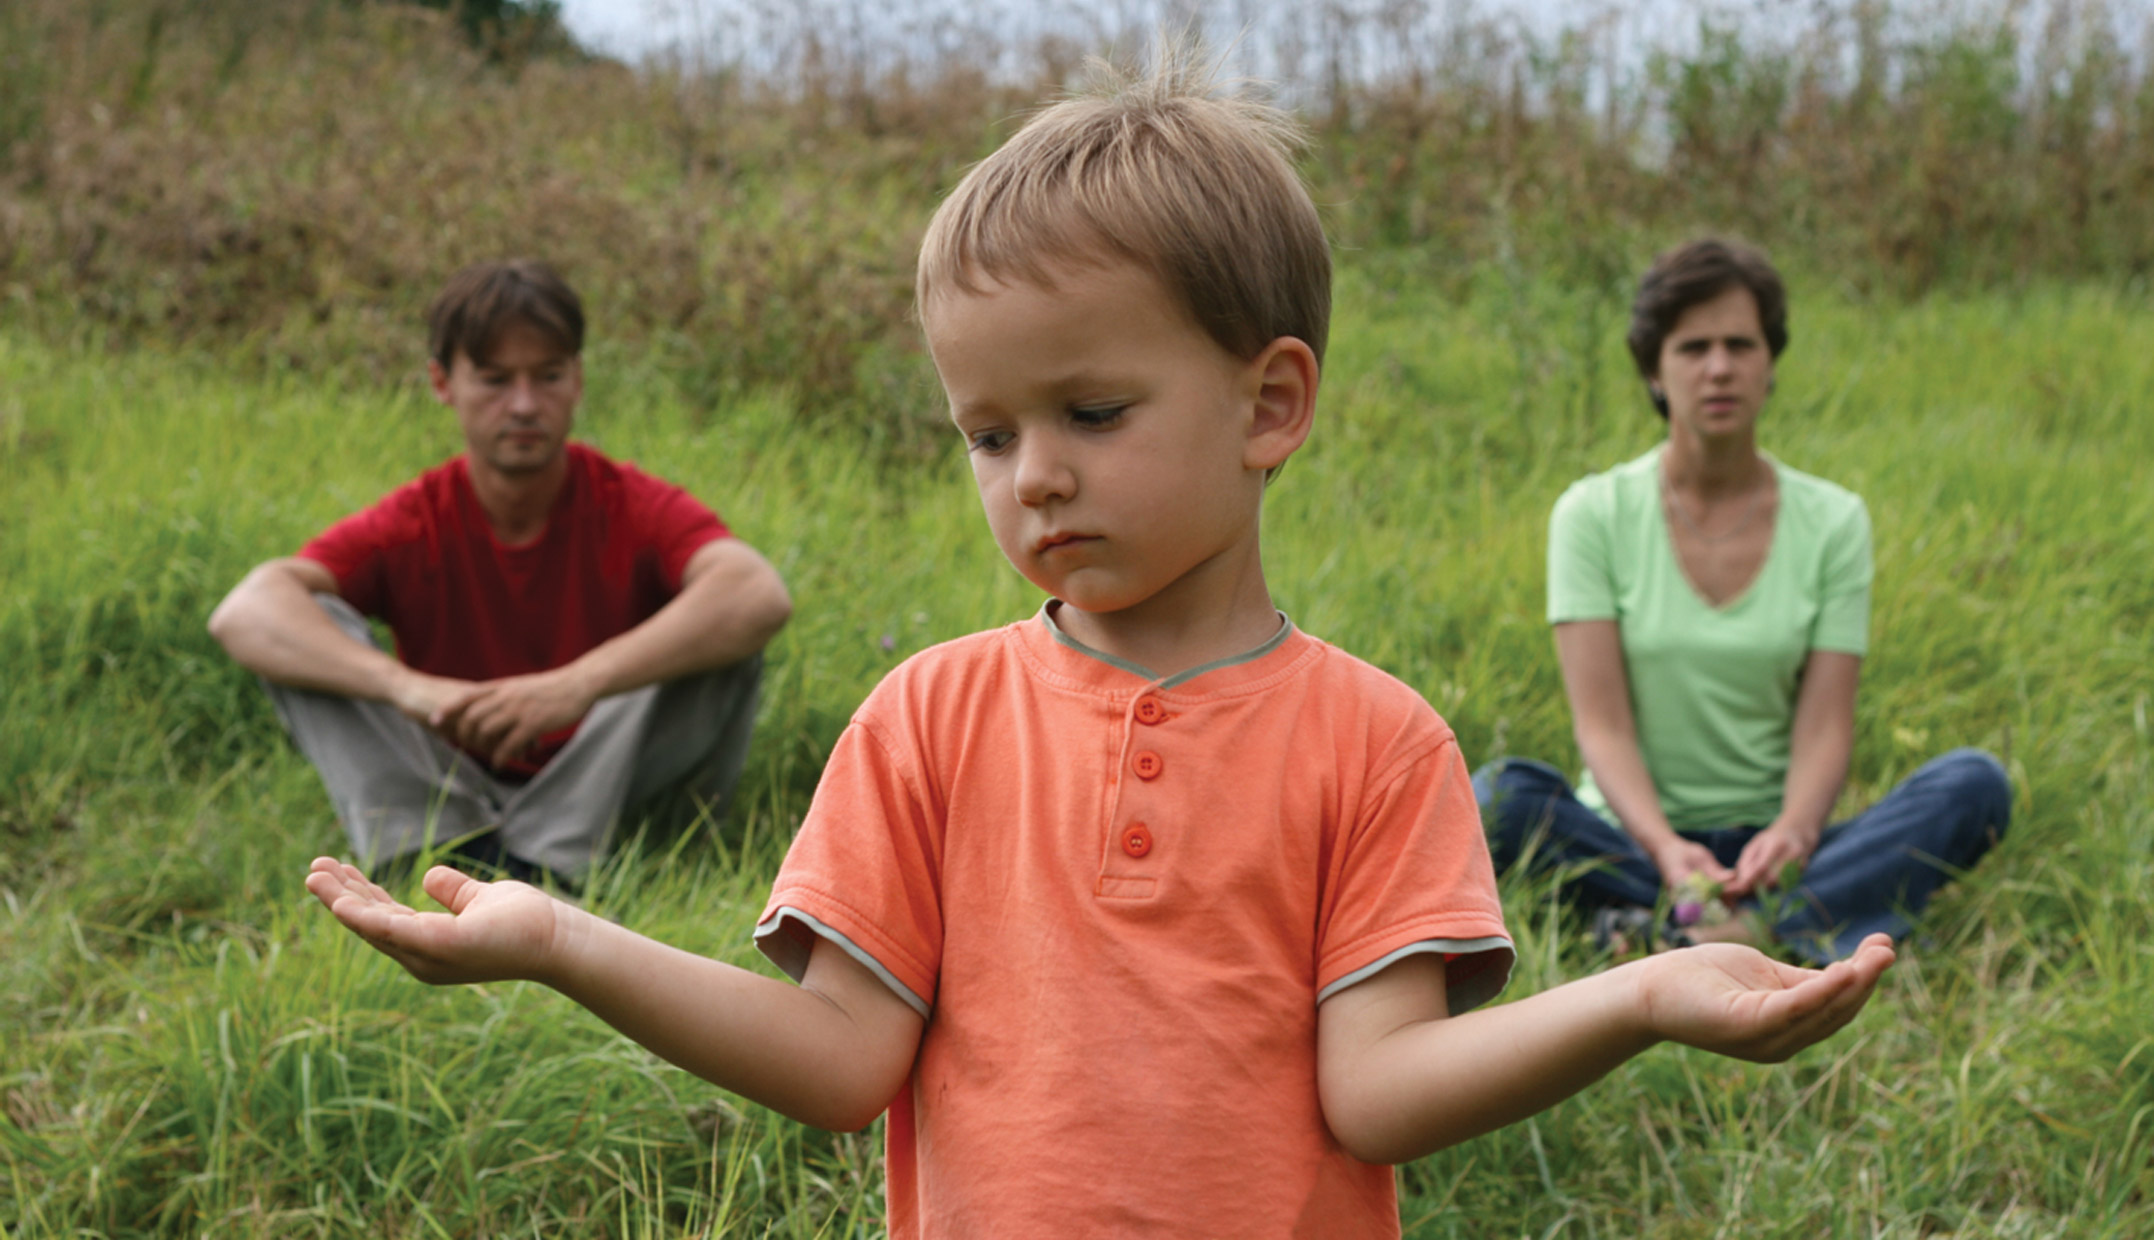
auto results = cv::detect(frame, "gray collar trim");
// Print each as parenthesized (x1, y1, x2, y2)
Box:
(1038, 602, 1295, 689)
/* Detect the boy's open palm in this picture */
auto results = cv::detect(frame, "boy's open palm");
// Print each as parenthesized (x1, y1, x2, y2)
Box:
(1640, 932, 1895, 1063)
(305, 858, 567, 986)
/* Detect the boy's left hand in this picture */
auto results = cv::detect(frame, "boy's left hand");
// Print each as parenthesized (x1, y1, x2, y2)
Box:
(1634, 932, 1895, 1063)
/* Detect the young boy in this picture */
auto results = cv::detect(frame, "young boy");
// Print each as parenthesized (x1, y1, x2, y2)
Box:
(305, 53, 1896, 1238)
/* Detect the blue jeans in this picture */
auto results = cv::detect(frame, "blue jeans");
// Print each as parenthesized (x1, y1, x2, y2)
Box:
(1471, 749, 2011, 963)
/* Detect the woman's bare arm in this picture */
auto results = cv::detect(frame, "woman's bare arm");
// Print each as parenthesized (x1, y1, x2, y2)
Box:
(1553, 620, 1731, 889)
(1729, 650, 1860, 896)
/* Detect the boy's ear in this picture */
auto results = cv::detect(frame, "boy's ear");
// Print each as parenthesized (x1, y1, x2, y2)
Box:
(1242, 336, 1319, 473)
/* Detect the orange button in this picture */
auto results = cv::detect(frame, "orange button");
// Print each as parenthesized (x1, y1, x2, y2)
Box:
(1121, 823, 1154, 858)
(1134, 696, 1167, 725)
(1133, 751, 1164, 780)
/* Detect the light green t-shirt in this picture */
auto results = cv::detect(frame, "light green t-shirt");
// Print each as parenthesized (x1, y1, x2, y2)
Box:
(1546, 446, 1872, 830)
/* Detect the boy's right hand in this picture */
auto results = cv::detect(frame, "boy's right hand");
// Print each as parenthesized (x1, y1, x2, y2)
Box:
(305, 857, 572, 986)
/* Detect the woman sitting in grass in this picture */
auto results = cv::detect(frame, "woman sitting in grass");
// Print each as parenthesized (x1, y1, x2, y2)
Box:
(1475, 238, 2011, 961)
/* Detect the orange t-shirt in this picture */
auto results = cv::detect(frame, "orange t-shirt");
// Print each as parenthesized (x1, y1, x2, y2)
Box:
(757, 611, 1513, 1238)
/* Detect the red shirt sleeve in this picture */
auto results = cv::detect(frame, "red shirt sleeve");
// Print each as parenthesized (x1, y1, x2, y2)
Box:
(297, 481, 430, 618)
(615, 462, 730, 590)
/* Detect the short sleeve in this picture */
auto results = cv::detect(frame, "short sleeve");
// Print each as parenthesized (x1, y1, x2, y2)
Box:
(755, 713, 943, 1016)
(624, 471, 730, 591)
(1811, 497, 1872, 655)
(1547, 477, 1617, 624)
(1315, 731, 1513, 1015)
(297, 493, 415, 618)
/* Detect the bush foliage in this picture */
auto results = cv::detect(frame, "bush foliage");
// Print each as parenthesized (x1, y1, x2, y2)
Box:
(0, 0, 2146, 439)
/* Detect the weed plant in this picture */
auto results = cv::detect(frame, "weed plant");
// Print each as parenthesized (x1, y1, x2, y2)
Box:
(2, 270, 2148, 1235)
(0, 0, 2147, 442)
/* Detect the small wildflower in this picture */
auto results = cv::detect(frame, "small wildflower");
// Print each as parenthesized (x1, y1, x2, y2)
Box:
(1672, 872, 1729, 927)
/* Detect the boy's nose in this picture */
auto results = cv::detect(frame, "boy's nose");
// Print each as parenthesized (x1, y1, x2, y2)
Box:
(1012, 440, 1075, 507)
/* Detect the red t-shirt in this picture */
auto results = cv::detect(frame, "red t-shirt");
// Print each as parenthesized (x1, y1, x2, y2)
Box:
(299, 442, 729, 773)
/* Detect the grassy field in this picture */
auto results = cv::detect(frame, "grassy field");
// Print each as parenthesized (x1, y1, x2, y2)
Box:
(1, 270, 2148, 1236)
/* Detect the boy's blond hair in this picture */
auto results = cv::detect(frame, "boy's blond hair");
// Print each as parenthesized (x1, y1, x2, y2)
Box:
(917, 45, 1331, 366)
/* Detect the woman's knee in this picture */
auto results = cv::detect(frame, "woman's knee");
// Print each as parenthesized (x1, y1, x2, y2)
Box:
(1474, 758, 1570, 826)
(1909, 748, 2012, 867)
(1473, 757, 1570, 864)
(1932, 747, 2013, 835)
(1472, 757, 1568, 804)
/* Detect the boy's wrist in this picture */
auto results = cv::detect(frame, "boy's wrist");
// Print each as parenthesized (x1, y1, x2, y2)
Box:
(532, 897, 605, 993)
(1610, 955, 1678, 1053)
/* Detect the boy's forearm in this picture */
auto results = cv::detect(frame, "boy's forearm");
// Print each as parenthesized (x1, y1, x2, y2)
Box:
(1322, 938, 1891, 1165)
(1325, 965, 1656, 1164)
(545, 911, 918, 1132)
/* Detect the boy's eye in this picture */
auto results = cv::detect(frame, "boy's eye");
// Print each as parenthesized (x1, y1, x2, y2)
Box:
(1070, 405, 1126, 429)
(966, 430, 1013, 454)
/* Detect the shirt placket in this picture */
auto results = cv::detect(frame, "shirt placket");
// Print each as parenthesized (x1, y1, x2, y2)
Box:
(1097, 687, 1174, 898)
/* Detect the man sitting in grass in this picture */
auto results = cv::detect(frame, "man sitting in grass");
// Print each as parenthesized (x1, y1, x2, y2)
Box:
(213, 259, 791, 887)
(303, 55, 1894, 1236)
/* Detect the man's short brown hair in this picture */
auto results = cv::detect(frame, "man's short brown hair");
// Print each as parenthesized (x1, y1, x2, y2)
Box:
(1626, 238, 1789, 385)
(917, 44, 1331, 367)
(426, 259, 585, 369)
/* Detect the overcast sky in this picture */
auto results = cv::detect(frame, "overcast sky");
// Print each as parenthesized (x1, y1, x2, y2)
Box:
(556, 0, 1690, 61)
(555, 0, 2148, 81)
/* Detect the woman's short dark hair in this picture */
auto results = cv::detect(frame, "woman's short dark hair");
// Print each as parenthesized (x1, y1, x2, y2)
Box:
(1625, 239, 1788, 397)
(426, 259, 585, 369)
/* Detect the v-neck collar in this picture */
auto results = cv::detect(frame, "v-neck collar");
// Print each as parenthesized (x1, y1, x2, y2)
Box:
(1652, 443, 1782, 613)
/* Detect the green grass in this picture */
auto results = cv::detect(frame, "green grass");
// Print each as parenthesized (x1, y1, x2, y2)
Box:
(2, 273, 2148, 1237)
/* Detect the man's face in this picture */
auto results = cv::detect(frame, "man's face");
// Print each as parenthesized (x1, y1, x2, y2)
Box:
(429, 321, 582, 480)
(923, 258, 1272, 626)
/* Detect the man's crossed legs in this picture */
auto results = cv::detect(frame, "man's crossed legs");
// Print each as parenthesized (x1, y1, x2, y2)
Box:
(266, 595, 761, 885)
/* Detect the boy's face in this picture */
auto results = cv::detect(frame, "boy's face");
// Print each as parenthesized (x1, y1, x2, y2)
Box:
(924, 259, 1305, 625)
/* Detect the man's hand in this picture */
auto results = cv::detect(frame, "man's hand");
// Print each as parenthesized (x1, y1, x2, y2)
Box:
(386, 666, 484, 729)
(431, 667, 600, 768)
(1727, 821, 1819, 899)
(304, 858, 576, 986)
(1633, 932, 1895, 1063)
(1651, 837, 1735, 895)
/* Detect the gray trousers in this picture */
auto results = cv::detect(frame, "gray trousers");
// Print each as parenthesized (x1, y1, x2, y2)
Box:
(264, 595, 762, 879)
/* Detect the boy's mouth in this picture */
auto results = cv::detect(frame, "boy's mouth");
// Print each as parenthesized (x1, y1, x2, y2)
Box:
(1035, 532, 1097, 554)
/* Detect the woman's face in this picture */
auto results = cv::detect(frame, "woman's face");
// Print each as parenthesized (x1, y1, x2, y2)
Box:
(1652, 285, 1773, 442)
